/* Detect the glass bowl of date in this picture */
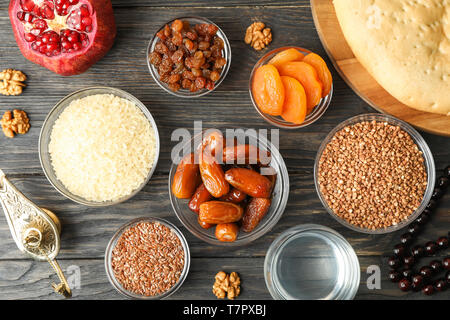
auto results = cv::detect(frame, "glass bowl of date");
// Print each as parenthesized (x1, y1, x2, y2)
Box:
(249, 46, 333, 129)
(39, 87, 160, 207)
(147, 16, 231, 98)
(168, 129, 290, 246)
(104, 217, 190, 299)
(314, 113, 436, 234)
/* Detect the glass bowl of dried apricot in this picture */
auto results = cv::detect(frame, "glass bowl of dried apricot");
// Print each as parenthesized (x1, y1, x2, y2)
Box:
(147, 17, 231, 98)
(168, 129, 289, 246)
(249, 46, 333, 129)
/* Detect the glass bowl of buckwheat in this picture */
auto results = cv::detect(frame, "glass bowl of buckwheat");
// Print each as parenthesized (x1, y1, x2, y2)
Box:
(314, 113, 435, 234)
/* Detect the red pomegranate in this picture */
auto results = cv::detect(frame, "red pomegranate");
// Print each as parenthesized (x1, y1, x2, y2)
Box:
(9, 0, 116, 76)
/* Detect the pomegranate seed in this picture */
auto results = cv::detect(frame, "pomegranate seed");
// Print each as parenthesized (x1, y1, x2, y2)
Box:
(61, 41, 72, 50)
(24, 33, 36, 42)
(81, 17, 92, 26)
(17, 11, 25, 21)
(81, 39, 89, 47)
(24, 13, 34, 23)
(67, 33, 79, 43)
(49, 34, 60, 43)
(20, 0, 35, 13)
(80, 33, 87, 41)
(39, 45, 46, 54)
(47, 43, 59, 52)
(69, 0, 79, 4)
(73, 42, 81, 50)
(40, 5, 55, 20)
(80, 5, 89, 17)
(33, 19, 48, 30)
(31, 42, 38, 50)
(30, 28, 43, 36)
(85, 25, 92, 33)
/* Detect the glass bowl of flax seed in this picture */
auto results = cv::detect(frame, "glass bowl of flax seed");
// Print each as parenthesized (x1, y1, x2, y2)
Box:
(314, 113, 435, 234)
(105, 217, 190, 299)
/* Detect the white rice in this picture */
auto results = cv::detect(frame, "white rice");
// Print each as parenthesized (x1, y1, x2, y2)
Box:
(49, 94, 156, 202)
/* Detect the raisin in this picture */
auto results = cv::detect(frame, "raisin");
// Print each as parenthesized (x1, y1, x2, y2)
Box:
(163, 24, 171, 37)
(168, 82, 181, 92)
(203, 50, 212, 58)
(181, 78, 192, 89)
(155, 42, 169, 55)
(165, 39, 177, 52)
(171, 19, 183, 33)
(184, 38, 194, 51)
(192, 68, 202, 77)
(205, 80, 215, 90)
(160, 74, 170, 83)
(149, 51, 162, 66)
(173, 63, 186, 74)
(186, 30, 198, 41)
(213, 36, 224, 49)
(198, 41, 210, 50)
(210, 70, 220, 81)
(172, 32, 183, 46)
(202, 69, 211, 79)
(195, 76, 206, 89)
(206, 24, 218, 36)
(158, 63, 172, 75)
(182, 70, 196, 81)
(215, 57, 227, 69)
(171, 49, 184, 63)
(156, 30, 166, 41)
(168, 74, 181, 84)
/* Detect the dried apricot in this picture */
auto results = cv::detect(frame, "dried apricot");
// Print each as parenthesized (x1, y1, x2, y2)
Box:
(172, 153, 201, 199)
(303, 53, 332, 97)
(277, 61, 322, 111)
(280, 76, 307, 124)
(199, 201, 244, 224)
(224, 168, 272, 198)
(268, 48, 304, 69)
(251, 65, 285, 116)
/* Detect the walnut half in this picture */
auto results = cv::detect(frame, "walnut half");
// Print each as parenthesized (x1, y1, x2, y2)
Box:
(212, 271, 241, 300)
(245, 22, 272, 51)
(1, 110, 30, 138)
(0, 69, 27, 96)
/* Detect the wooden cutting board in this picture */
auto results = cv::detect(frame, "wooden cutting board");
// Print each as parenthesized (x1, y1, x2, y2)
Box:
(310, 0, 450, 137)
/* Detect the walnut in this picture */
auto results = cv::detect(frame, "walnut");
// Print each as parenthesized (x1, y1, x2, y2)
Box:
(0, 69, 27, 96)
(245, 22, 272, 51)
(212, 271, 241, 300)
(1, 110, 30, 138)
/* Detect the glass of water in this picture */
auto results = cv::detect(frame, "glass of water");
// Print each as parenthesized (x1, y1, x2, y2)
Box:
(264, 224, 360, 300)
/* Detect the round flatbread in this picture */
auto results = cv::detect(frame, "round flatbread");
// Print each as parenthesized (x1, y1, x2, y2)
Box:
(334, 0, 450, 116)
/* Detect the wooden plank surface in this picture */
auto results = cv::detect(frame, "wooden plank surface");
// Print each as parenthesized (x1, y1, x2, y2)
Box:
(0, 0, 449, 300)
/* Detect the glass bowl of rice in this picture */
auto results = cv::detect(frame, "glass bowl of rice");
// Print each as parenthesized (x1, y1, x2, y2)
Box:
(39, 87, 160, 206)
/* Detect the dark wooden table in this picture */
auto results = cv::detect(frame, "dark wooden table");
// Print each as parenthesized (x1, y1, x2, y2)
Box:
(0, 0, 449, 300)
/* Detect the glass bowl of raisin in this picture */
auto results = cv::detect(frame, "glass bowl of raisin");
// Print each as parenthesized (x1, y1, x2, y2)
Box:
(147, 17, 231, 98)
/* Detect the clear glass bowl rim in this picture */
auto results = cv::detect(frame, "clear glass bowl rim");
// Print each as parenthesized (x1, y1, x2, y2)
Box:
(38, 86, 161, 207)
(168, 129, 290, 246)
(264, 223, 360, 300)
(248, 46, 333, 129)
(313, 113, 436, 234)
(146, 16, 232, 98)
(104, 216, 191, 300)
